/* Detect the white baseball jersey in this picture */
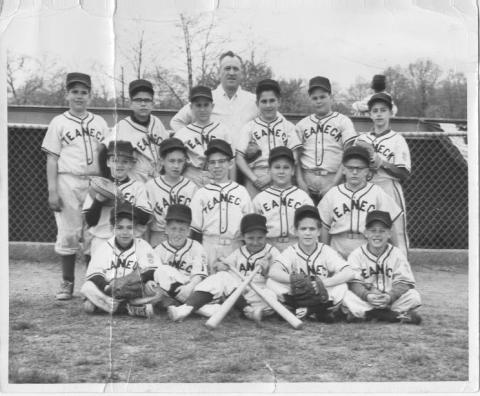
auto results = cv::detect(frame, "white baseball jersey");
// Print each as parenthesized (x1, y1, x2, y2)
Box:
(105, 115, 169, 181)
(41, 111, 107, 175)
(154, 238, 208, 279)
(223, 244, 281, 284)
(83, 177, 152, 238)
(355, 130, 411, 184)
(236, 114, 301, 168)
(145, 176, 198, 232)
(273, 243, 348, 279)
(190, 181, 253, 238)
(253, 186, 313, 238)
(86, 237, 160, 283)
(296, 112, 357, 172)
(348, 243, 415, 293)
(174, 121, 232, 170)
(318, 182, 402, 235)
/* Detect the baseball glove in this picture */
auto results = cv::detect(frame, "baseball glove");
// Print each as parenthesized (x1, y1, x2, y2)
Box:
(285, 272, 330, 308)
(354, 140, 381, 169)
(109, 272, 144, 300)
(244, 140, 262, 163)
(90, 176, 117, 200)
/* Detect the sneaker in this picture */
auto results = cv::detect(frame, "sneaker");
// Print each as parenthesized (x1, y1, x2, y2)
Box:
(56, 281, 74, 300)
(243, 306, 263, 324)
(365, 308, 399, 322)
(196, 304, 221, 318)
(83, 299, 97, 314)
(397, 310, 422, 325)
(126, 303, 154, 319)
(167, 304, 193, 322)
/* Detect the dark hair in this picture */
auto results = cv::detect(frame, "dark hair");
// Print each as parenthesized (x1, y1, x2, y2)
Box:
(294, 217, 322, 229)
(110, 211, 136, 226)
(219, 51, 243, 66)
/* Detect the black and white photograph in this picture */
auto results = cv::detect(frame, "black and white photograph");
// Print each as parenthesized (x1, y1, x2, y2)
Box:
(1, 0, 478, 393)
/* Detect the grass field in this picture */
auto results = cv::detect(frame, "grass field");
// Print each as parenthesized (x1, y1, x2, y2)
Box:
(8, 255, 469, 384)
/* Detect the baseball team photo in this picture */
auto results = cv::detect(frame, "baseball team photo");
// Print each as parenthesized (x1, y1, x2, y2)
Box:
(2, 0, 477, 393)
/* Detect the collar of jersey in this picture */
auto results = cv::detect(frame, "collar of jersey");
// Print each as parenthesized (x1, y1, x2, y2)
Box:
(256, 114, 280, 127)
(111, 176, 130, 185)
(164, 238, 190, 252)
(311, 111, 334, 122)
(130, 113, 151, 127)
(370, 128, 392, 138)
(363, 243, 393, 261)
(296, 242, 321, 258)
(241, 244, 270, 260)
(65, 111, 91, 123)
(190, 121, 215, 131)
(114, 239, 134, 251)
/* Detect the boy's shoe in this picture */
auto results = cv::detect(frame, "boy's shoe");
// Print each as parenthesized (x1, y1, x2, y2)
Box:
(243, 306, 263, 324)
(365, 308, 399, 322)
(295, 307, 309, 319)
(126, 303, 154, 319)
(167, 305, 193, 322)
(396, 310, 422, 325)
(56, 281, 74, 300)
(83, 299, 97, 313)
(196, 304, 221, 318)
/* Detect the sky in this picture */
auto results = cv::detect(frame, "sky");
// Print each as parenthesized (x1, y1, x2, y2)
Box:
(0, 0, 477, 92)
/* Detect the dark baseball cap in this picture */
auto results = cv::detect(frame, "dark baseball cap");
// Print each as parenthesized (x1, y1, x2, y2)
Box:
(367, 92, 393, 110)
(371, 74, 386, 91)
(159, 137, 187, 156)
(165, 204, 192, 224)
(268, 146, 294, 165)
(66, 72, 91, 89)
(256, 78, 281, 96)
(294, 205, 321, 225)
(190, 85, 213, 101)
(365, 210, 393, 229)
(110, 202, 136, 225)
(308, 76, 331, 94)
(342, 145, 370, 165)
(129, 79, 154, 97)
(240, 213, 268, 234)
(205, 139, 233, 158)
(107, 140, 135, 160)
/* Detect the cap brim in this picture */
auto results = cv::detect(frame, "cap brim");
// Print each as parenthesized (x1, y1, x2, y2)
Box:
(368, 98, 392, 109)
(242, 225, 268, 234)
(366, 219, 392, 228)
(308, 85, 330, 94)
(269, 154, 294, 164)
(205, 148, 232, 157)
(165, 216, 191, 223)
(160, 146, 187, 155)
(190, 94, 213, 101)
(67, 80, 91, 89)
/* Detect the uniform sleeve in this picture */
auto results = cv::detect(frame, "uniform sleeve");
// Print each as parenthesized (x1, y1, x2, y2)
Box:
(252, 194, 263, 214)
(137, 240, 161, 272)
(351, 97, 370, 113)
(41, 117, 62, 156)
(317, 190, 333, 229)
(97, 116, 109, 142)
(301, 191, 314, 206)
(323, 245, 349, 274)
(346, 248, 367, 283)
(133, 183, 153, 213)
(152, 117, 170, 142)
(340, 115, 357, 146)
(190, 241, 208, 278)
(391, 250, 416, 286)
(268, 246, 282, 261)
(295, 120, 306, 145)
(271, 247, 294, 274)
(222, 249, 239, 270)
(86, 242, 111, 279)
(241, 188, 254, 214)
(170, 104, 193, 132)
(235, 122, 252, 156)
(189, 190, 204, 233)
(285, 120, 302, 150)
(393, 135, 411, 172)
(376, 187, 403, 223)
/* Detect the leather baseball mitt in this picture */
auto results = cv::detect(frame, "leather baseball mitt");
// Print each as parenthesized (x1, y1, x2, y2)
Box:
(244, 140, 262, 163)
(286, 272, 329, 308)
(109, 271, 144, 300)
(90, 176, 117, 200)
(354, 140, 381, 169)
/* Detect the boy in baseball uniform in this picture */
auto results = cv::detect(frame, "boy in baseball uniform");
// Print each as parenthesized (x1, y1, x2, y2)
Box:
(236, 79, 301, 197)
(189, 139, 253, 271)
(267, 205, 358, 322)
(167, 213, 280, 323)
(345, 210, 422, 324)
(41, 72, 108, 300)
(83, 141, 152, 256)
(80, 203, 160, 318)
(355, 93, 410, 256)
(296, 76, 358, 205)
(145, 138, 197, 247)
(253, 146, 313, 251)
(104, 79, 169, 183)
(152, 204, 208, 305)
(318, 145, 403, 259)
(351, 75, 398, 116)
(173, 85, 233, 188)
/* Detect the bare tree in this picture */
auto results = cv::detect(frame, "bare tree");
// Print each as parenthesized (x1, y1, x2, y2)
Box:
(179, 14, 193, 91)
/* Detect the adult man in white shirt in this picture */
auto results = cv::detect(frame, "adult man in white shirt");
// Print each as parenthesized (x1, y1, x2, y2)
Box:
(170, 51, 258, 139)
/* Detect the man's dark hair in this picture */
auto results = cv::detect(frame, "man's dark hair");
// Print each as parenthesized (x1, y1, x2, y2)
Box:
(219, 51, 243, 66)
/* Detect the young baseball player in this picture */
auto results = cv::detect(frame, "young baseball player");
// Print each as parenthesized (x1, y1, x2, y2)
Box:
(345, 210, 422, 324)
(236, 79, 301, 197)
(83, 140, 152, 255)
(104, 79, 169, 183)
(295, 76, 358, 205)
(173, 85, 233, 188)
(351, 75, 398, 116)
(253, 146, 313, 251)
(41, 72, 108, 300)
(152, 204, 208, 304)
(145, 138, 198, 247)
(354, 92, 410, 256)
(267, 205, 358, 322)
(189, 139, 253, 270)
(80, 203, 161, 318)
(318, 145, 403, 259)
(167, 213, 280, 323)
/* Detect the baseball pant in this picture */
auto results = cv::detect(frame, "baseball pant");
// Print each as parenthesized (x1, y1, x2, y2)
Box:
(154, 265, 191, 301)
(80, 280, 122, 314)
(202, 235, 242, 274)
(342, 288, 422, 318)
(330, 233, 367, 259)
(267, 236, 298, 252)
(54, 174, 90, 256)
(183, 166, 213, 188)
(303, 170, 336, 205)
(244, 166, 270, 198)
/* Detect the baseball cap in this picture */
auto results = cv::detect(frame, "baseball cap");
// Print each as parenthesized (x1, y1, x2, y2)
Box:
(240, 213, 268, 234)
(189, 85, 213, 101)
(308, 76, 331, 94)
(371, 74, 386, 91)
(367, 92, 393, 110)
(129, 79, 154, 97)
(159, 137, 187, 156)
(365, 210, 393, 229)
(342, 145, 370, 165)
(256, 79, 281, 96)
(204, 139, 233, 158)
(110, 202, 136, 225)
(268, 146, 294, 165)
(165, 204, 192, 224)
(66, 72, 91, 90)
(106, 140, 135, 160)
(294, 205, 321, 225)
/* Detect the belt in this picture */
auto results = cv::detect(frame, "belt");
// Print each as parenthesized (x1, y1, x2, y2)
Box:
(304, 169, 332, 176)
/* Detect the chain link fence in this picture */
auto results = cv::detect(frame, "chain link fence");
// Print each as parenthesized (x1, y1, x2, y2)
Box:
(8, 124, 468, 249)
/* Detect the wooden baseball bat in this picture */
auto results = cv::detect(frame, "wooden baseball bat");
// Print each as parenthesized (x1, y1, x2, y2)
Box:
(205, 265, 261, 329)
(227, 265, 303, 330)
